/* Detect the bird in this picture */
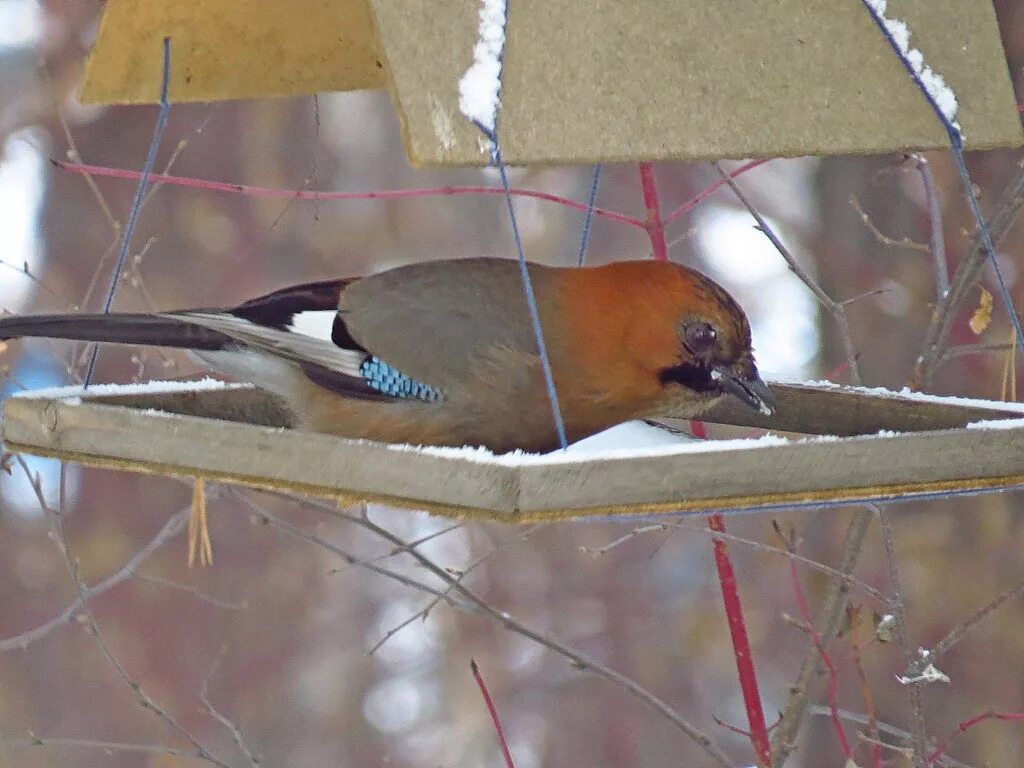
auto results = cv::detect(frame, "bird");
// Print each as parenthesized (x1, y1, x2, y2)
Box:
(0, 258, 774, 453)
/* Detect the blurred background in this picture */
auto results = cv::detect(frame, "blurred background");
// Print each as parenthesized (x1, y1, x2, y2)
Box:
(2, 1, 1024, 766)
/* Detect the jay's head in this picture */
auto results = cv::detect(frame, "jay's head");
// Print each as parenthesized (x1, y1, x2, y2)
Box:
(568, 260, 775, 416)
(653, 264, 774, 416)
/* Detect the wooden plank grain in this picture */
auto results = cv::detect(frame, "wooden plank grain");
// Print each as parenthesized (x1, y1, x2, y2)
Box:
(700, 382, 1023, 435)
(5, 383, 1024, 521)
(2, 397, 520, 517)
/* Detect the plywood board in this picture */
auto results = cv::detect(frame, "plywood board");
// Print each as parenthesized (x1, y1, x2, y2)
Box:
(370, 0, 1022, 165)
(80, 0, 385, 104)
(4, 383, 1024, 521)
(80, 1, 1022, 165)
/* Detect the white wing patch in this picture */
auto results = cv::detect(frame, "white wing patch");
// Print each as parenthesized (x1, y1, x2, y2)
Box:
(287, 310, 337, 342)
(164, 311, 366, 377)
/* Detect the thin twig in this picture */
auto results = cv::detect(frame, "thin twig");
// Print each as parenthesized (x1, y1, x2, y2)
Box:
(471, 659, 517, 768)
(927, 710, 1024, 765)
(130, 571, 248, 611)
(784, 538, 852, 760)
(639, 162, 669, 262)
(876, 506, 928, 768)
(280, 496, 734, 768)
(663, 158, 771, 224)
(808, 707, 976, 768)
(931, 574, 1024, 661)
(53, 160, 647, 229)
(848, 606, 883, 768)
(628, 521, 890, 606)
(772, 509, 873, 765)
(200, 656, 260, 767)
(908, 153, 949, 298)
(938, 342, 1014, 361)
(0, 508, 191, 652)
(12, 456, 229, 767)
(849, 193, 930, 252)
(0, 736, 196, 758)
(913, 161, 1024, 388)
(714, 161, 861, 385)
(243, 502, 472, 611)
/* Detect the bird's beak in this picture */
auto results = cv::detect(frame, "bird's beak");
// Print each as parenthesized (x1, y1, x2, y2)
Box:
(713, 366, 776, 416)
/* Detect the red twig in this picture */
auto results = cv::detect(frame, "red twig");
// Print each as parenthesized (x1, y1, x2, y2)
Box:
(663, 159, 771, 225)
(470, 659, 517, 768)
(639, 162, 669, 261)
(710, 515, 773, 767)
(54, 158, 772, 243)
(787, 559, 853, 760)
(927, 710, 1024, 764)
(53, 160, 647, 229)
(639, 159, 770, 766)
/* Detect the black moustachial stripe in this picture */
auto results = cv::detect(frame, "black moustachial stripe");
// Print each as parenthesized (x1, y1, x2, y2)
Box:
(658, 362, 720, 393)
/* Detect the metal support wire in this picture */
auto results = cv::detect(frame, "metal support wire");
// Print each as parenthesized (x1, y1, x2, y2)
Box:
(577, 164, 603, 267)
(478, 126, 570, 450)
(466, 0, 569, 450)
(861, 1, 1024, 362)
(84, 37, 172, 387)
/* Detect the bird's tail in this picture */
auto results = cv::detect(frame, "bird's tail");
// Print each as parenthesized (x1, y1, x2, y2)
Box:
(0, 312, 233, 350)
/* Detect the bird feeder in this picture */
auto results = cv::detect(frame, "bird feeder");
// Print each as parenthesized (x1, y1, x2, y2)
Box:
(19, 2, 1023, 515)
(5, 381, 1024, 520)
(80, 0, 1023, 165)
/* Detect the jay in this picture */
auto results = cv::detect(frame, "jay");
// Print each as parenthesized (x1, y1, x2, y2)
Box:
(0, 258, 774, 453)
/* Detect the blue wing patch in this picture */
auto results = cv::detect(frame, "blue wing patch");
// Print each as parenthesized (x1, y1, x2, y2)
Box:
(360, 357, 441, 402)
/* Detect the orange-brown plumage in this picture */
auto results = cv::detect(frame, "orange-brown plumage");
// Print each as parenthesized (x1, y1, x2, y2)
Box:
(0, 258, 772, 453)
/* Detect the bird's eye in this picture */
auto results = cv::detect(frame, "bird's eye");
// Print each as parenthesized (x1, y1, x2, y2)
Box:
(684, 322, 717, 353)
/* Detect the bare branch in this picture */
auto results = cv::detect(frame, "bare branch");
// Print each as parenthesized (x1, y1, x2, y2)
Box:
(130, 571, 248, 611)
(914, 161, 1024, 388)
(200, 656, 261, 767)
(0, 507, 191, 652)
(931, 575, 1024, 661)
(908, 153, 949, 298)
(876, 506, 928, 768)
(264, 493, 734, 768)
(772, 509, 873, 765)
(11, 456, 230, 767)
(714, 161, 862, 385)
(848, 193, 930, 252)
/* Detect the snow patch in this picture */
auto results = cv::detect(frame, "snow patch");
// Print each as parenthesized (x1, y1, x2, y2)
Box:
(966, 417, 1024, 432)
(14, 377, 238, 400)
(782, 378, 1024, 414)
(864, 0, 961, 135)
(458, 0, 507, 146)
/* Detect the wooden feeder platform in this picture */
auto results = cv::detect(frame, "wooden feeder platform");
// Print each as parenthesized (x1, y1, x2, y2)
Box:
(3, 381, 1024, 521)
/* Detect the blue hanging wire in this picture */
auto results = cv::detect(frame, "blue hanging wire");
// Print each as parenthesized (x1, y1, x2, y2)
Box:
(861, 2, 1024, 360)
(478, 126, 569, 450)
(576, 164, 603, 267)
(83, 37, 173, 387)
(465, 2, 568, 450)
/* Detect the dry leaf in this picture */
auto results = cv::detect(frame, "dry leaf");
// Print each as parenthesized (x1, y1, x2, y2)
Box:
(969, 287, 993, 335)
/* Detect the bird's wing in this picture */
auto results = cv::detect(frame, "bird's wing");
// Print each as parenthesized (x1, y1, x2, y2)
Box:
(162, 275, 444, 402)
(337, 258, 550, 391)
(165, 311, 368, 377)
(168, 260, 555, 401)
